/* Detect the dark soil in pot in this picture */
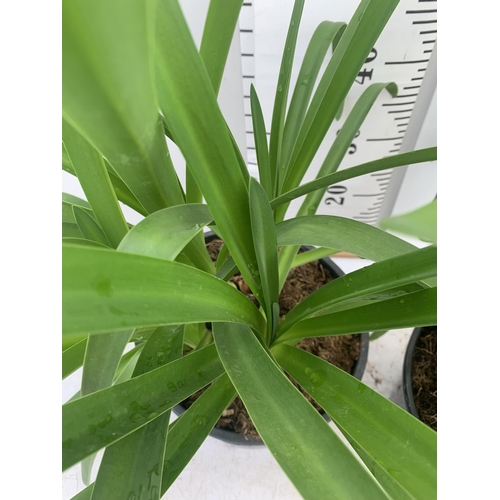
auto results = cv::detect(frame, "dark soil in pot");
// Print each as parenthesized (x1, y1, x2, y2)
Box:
(175, 235, 368, 444)
(404, 326, 437, 431)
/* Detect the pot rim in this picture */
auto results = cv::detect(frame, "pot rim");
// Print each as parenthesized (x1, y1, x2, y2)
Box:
(403, 327, 422, 419)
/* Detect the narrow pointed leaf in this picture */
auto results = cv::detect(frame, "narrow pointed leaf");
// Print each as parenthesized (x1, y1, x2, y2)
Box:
(62, 338, 87, 379)
(279, 287, 437, 343)
(81, 331, 132, 396)
(62, 120, 129, 248)
(381, 199, 437, 244)
(62, 344, 223, 471)
(295, 82, 397, 218)
(117, 204, 213, 262)
(200, 0, 244, 94)
(62, 222, 83, 239)
(79, 329, 132, 484)
(249, 178, 279, 334)
(185, 0, 245, 204)
(279, 246, 436, 336)
(63, 0, 184, 213)
(62, 201, 94, 224)
(274, 344, 437, 499)
(62, 238, 108, 249)
(64, 157, 148, 217)
(250, 85, 272, 199)
(161, 374, 236, 493)
(291, 247, 338, 268)
(70, 485, 93, 500)
(62, 192, 91, 209)
(281, 21, 346, 170)
(91, 326, 184, 500)
(269, 0, 305, 194)
(271, 147, 437, 209)
(154, 0, 261, 299)
(213, 323, 390, 500)
(113, 344, 144, 384)
(62, 245, 265, 339)
(277, 215, 417, 261)
(72, 206, 111, 247)
(133, 325, 185, 377)
(282, 0, 399, 195)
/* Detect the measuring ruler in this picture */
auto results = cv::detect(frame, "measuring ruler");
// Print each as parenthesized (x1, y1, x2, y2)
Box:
(237, 0, 437, 224)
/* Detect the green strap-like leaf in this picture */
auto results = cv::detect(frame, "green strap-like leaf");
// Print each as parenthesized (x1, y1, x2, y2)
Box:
(271, 147, 437, 210)
(79, 329, 132, 484)
(277, 215, 418, 261)
(280, 21, 346, 172)
(62, 238, 108, 249)
(269, 0, 305, 194)
(62, 344, 223, 471)
(62, 120, 128, 248)
(62, 338, 87, 379)
(279, 246, 436, 337)
(291, 247, 338, 268)
(62, 0, 184, 213)
(72, 206, 111, 247)
(200, 0, 244, 95)
(154, 0, 261, 300)
(381, 199, 437, 244)
(278, 287, 437, 343)
(113, 344, 144, 384)
(161, 374, 236, 493)
(185, 0, 245, 205)
(282, 0, 399, 195)
(62, 222, 83, 239)
(62, 192, 91, 210)
(63, 157, 148, 217)
(250, 85, 272, 199)
(249, 178, 279, 340)
(70, 485, 93, 500)
(293, 82, 397, 220)
(133, 325, 185, 377)
(81, 331, 132, 396)
(62, 245, 265, 339)
(91, 326, 184, 500)
(273, 344, 437, 499)
(117, 204, 213, 263)
(213, 323, 390, 499)
(62, 201, 94, 224)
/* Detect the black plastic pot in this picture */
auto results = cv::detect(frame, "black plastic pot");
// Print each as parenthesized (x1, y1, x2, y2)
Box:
(403, 327, 422, 419)
(172, 232, 370, 446)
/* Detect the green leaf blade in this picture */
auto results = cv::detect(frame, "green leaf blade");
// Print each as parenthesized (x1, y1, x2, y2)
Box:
(154, 0, 262, 298)
(62, 345, 223, 471)
(271, 148, 437, 210)
(280, 287, 437, 343)
(91, 326, 184, 500)
(72, 206, 111, 247)
(280, 21, 346, 172)
(62, 245, 265, 339)
(273, 344, 437, 499)
(279, 246, 437, 337)
(117, 204, 213, 262)
(161, 374, 236, 494)
(213, 323, 390, 500)
(249, 178, 279, 335)
(250, 85, 272, 199)
(269, 0, 305, 194)
(62, 339, 87, 379)
(63, 0, 184, 213)
(381, 200, 437, 244)
(282, 0, 399, 196)
(62, 120, 128, 248)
